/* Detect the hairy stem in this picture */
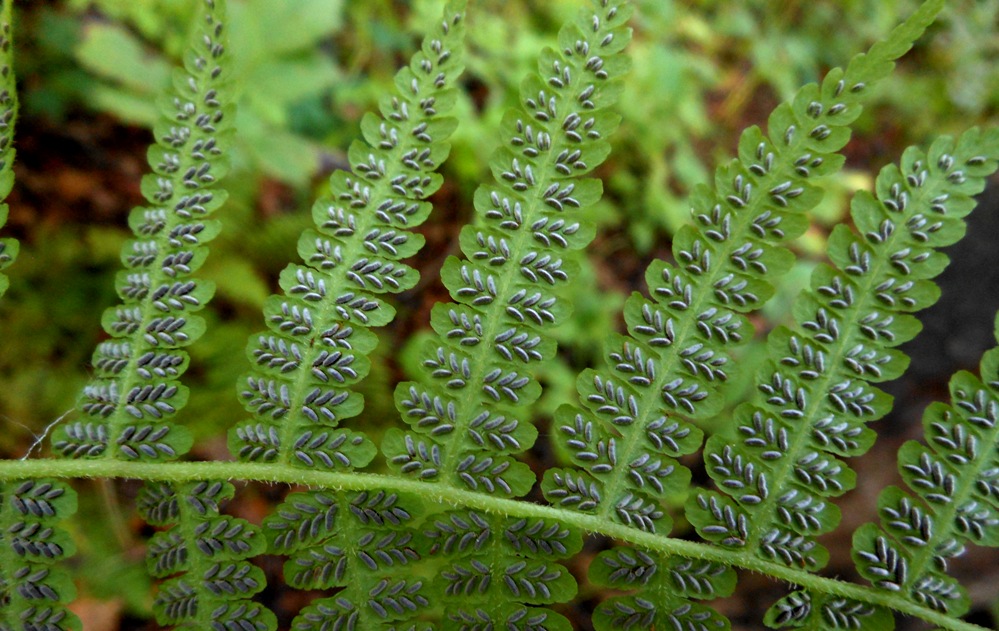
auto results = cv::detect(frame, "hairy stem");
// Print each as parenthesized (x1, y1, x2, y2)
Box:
(0, 458, 985, 631)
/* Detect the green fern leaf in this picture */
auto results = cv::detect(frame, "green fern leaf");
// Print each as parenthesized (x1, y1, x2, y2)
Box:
(0, 480, 79, 631)
(846, 306, 999, 623)
(544, 0, 945, 539)
(239, 2, 468, 625)
(383, 0, 632, 497)
(372, 0, 633, 626)
(52, 0, 235, 463)
(0, 0, 16, 300)
(229, 0, 468, 470)
(691, 125, 999, 628)
(137, 481, 275, 630)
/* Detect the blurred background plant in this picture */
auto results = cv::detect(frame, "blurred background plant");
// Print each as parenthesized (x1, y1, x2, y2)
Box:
(2, 0, 996, 627)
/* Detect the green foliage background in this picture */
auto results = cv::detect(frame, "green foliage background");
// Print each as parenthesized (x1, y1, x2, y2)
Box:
(1, 0, 996, 625)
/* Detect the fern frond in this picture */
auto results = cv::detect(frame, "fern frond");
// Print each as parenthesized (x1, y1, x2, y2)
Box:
(693, 126, 999, 628)
(229, 1, 467, 470)
(52, 0, 234, 462)
(372, 0, 632, 626)
(0, 0, 16, 300)
(137, 480, 275, 630)
(844, 307, 999, 624)
(0, 480, 79, 631)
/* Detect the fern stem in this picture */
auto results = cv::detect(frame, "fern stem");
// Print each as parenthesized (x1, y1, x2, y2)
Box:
(0, 458, 988, 631)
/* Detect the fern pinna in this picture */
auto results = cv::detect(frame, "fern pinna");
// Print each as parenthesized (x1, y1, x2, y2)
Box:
(245, 3, 470, 629)
(851, 307, 999, 621)
(52, 0, 234, 463)
(375, 1, 632, 627)
(229, 2, 467, 471)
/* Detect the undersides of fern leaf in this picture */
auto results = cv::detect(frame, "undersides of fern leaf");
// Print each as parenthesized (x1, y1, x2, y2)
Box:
(694, 126, 999, 629)
(52, 0, 235, 464)
(229, 0, 468, 474)
(1, 1, 999, 630)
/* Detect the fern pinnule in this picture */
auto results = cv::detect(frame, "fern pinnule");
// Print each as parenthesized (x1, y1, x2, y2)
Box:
(229, 0, 468, 472)
(692, 126, 999, 628)
(0, 0, 15, 300)
(846, 300, 999, 623)
(51, 0, 234, 463)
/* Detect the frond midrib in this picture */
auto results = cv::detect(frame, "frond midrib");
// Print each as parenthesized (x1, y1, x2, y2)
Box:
(0, 457, 987, 631)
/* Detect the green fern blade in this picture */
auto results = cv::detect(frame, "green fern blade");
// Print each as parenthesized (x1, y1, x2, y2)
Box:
(229, 1, 468, 471)
(136, 481, 276, 630)
(0, 0, 15, 302)
(51, 0, 234, 463)
(0, 480, 80, 631)
(541, 0, 944, 544)
(847, 310, 999, 621)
